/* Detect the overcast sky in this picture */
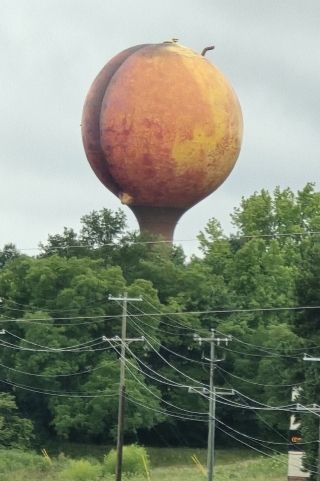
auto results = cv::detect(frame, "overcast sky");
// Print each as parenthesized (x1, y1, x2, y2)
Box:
(1, 0, 319, 256)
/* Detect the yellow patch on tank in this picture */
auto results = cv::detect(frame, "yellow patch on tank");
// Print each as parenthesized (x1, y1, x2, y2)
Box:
(171, 126, 223, 175)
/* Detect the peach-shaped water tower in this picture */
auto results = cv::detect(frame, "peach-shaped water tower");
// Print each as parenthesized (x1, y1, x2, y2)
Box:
(82, 40, 243, 241)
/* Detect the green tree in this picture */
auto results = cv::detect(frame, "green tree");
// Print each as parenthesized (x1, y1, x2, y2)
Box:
(0, 253, 169, 443)
(39, 208, 126, 261)
(0, 243, 20, 269)
(0, 393, 34, 447)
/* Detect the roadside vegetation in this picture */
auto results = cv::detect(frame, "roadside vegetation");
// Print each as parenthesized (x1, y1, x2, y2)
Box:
(0, 447, 286, 481)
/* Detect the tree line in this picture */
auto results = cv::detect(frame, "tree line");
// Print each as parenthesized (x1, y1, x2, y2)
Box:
(1, 183, 320, 477)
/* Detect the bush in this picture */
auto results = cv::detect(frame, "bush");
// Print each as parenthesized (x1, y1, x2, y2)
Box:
(104, 444, 149, 477)
(57, 458, 102, 481)
(0, 449, 49, 473)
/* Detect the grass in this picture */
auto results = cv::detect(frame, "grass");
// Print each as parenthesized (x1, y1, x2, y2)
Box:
(131, 448, 287, 481)
(0, 446, 287, 480)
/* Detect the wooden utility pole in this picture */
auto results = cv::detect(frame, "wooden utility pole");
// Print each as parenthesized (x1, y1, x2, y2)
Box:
(191, 330, 233, 481)
(107, 293, 143, 481)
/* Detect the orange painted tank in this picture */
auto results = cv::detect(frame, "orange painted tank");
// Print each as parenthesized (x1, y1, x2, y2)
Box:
(82, 42, 243, 240)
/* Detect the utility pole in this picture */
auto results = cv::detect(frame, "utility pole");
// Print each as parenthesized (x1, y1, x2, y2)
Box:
(302, 354, 320, 481)
(107, 293, 143, 481)
(191, 329, 232, 481)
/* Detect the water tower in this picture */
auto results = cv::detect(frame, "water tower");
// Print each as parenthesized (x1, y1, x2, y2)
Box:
(82, 40, 243, 241)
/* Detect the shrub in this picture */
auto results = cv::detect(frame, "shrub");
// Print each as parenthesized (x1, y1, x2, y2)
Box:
(0, 449, 49, 473)
(104, 444, 149, 477)
(57, 458, 102, 481)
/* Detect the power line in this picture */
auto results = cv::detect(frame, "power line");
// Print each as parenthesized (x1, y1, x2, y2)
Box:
(0, 338, 111, 353)
(216, 364, 312, 388)
(0, 377, 118, 398)
(124, 309, 313, 405)
(3, 303, 320, 326)
(10, 229, 320, 253)
(219, 343, 301, 359)
(0, 295, 109, 315)
(4, 329, 105, 351)
(215, 328, 311, 354)
(0, 357, 118, 378)
(119, 335, 300, 413)
(115, 340, 298, 413)
(127, 316, 210, 366)
(138, 299, 320, 355)
(215, 424, 318, 475)
(122, 341, 200, 389)
(124, 389, 319, 473)
(110, 342, 208, 419)
(125, 365, 208, 421)
(216, 367, 299, 451)
(127, 309, 305, 372)
(214, 394, 295, 413)
(124, 393, 208, 423)
(143, 338, 208, 387)
(127, 310, 194, 338)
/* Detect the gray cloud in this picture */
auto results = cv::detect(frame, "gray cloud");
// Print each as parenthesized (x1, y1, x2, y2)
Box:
(1, 0, 319, 256)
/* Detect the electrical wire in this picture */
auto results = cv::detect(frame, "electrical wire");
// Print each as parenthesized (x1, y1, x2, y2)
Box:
(134, 297, 201, 331)
(125, 382, 318, 473)
(216, 364, 311, 388)
(1, 319, 317, 469)
(124, 370, 207, 422)
(182, 380, 297, 413)
(3, 329, 105, 351)
(217, 420, 317, 447)
(3, 303, 320, 326)
(116, 338, 299, 414)
(220, 331, 318, 355)
(219, 343, 301, 360)
(0, 338, 115, 353)
(138, 299, 319, 357)
(0, 377, 118, 398)
(127, 316, 210, 366)
(11, 229, 320, 254)
(0, 356, 119, 379)
(215, 367, 305, 454)
(125, 388, 311, 473)
(120, 301, 192, 338)
(143, 338, 208, 387)
(125, 394, 207, 423)
(215, 328, 315, 355)
(107, 340, 208, 418)
(0, 295, 108, 315)
(219, 422, 318, 474)
(215, 424, 317, 474)
(214, 394, 296, 413)
(127, 312, 303, 388)
(123, 340, 207, 389)
(295, 404, 320, 418)
(129, 317, 314, 387)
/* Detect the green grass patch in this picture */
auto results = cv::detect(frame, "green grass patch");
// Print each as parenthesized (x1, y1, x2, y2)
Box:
(0, 446, 287, 481)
